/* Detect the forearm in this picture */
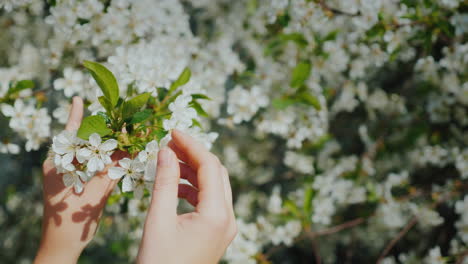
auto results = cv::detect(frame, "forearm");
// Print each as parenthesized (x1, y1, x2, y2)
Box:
(35, 240, 80, 264)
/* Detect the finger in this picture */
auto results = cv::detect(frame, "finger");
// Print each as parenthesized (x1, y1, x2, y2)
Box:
(148, 147, 180, 221)
(169, 130, 217, 169)
(168, 141, 189, 166)
(178, 183, 198, 207)
(220, 166, 233, 210)
(42, 159, 55, 176)
(170, 130, 225, 214)
(65, 96, 84, 131)
(219, 166, 236, 243)
(82, 173, 117, 202)
(83, 151, 127, 199)
(179, 162, 198, 188)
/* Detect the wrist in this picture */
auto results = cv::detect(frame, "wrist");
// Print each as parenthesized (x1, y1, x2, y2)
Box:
(35, 225, 83, 264)
(35, 240, 81, 264)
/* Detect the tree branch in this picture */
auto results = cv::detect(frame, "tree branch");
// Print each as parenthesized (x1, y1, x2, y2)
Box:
(376, 216, 418, 264)
(316, 0, 358, 17)
(311, 239, 322, 264)
(312, 217, 366, 237)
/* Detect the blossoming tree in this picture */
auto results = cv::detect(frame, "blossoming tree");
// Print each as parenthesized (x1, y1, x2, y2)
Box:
(0, 0, 467, 263)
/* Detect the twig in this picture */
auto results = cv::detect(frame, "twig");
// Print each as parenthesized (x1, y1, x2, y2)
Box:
(316, 0, 358, 16)
(376, 216, 418, 264)
(311, 239, 322, 264)
(312, 217, 365, 237)
(266, 218, 366, 258)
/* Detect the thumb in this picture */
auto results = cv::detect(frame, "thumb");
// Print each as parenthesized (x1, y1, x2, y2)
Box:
(148, 147, 180, 221)
(65, 96, 83, 131)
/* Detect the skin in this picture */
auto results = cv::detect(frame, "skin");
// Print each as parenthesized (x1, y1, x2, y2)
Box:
(35, 97, 121, 264)
(137, 130, 237, 264)
(35, 97, 237, 264)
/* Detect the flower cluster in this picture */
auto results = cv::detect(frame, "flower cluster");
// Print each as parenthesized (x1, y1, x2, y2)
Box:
(1, 99, 50, 152)
(52, 131, 117, 193)
(48, 60, 216, 196)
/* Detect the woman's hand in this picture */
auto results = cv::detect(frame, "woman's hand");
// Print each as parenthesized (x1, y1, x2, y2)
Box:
(35, 97, 122, 264)
(137, 130, 237, 264)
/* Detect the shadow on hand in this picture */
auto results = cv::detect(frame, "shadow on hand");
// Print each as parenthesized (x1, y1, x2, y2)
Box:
(41, 198, 68, 239)
(41, 162, 69, 233)
(43, 161, 68, 197)
(42, 151, 127, 241)
(71, 195, 108, 241)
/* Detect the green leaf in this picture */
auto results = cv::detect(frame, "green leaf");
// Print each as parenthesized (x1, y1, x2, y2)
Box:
(264, 39, 283, 56)
(191, 118, 202, 128)
(279, 33, 308, 47)
(156, 87, 168, 101)
(83, 60, 119, 107)
(291, 62, 311, 88)
(272, 98, 296, 110)
(77, 115, 112, 140)
(247, 0, 258, 15)
(366, 23, 386, 39)
(8, 80, 34, 94)
(98, 96, 113, 114)
(284, 200, 301, 218)
(189, 101, 208, 117)
(303, 187, 314, 217)
(276, 13, 290, 27)
(191, 94, 211, 100)
(122, 93, 151, 120)
(130, 109, 153, 124)
(323, 30, 339, 42)
(298, 92, 321, 110)
(96, 111, 111, 124)
(170, 67, 191, 92)
(152, 129, 168, 141)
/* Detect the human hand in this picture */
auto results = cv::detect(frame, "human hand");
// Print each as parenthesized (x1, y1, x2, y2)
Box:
(137, 130, 237, 264)
(35, 97, 123, 264)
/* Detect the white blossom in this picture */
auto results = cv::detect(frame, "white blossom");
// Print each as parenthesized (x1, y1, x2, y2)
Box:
(108, 158, 147, 198)
(77, 133, 117, 172)
(53, 68, 84, 97)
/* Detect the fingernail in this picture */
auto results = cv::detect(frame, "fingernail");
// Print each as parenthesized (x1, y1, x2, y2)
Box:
(158, 147, 172, 167)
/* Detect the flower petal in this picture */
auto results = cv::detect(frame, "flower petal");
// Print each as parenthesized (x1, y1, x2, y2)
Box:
(89, 133, 101, 147)
(100, 139, 118, 152)
(159, 134, 171, 147)
(62, 173, 74, 187)
(77, 171, 89, 182)
(133, 185, 144, 199)
(54, 154, 62, 167)
(1, 104, 15, 117)
(101, 154, 112, 165)
(88, 157, 103, 172)
(63, 163, 76, 172)
(76, 148, 92, 162)
(74, 180, 84, 193)
(108, 167, 126, 180)
(144, 159, 157, 181)
(61, 152, 74, 166)
(118, 158, 132, 169)
(122, 176, 133, 192)
(137, 151, 148, 162)
(146, 140, 159, 153)
(133, 160, 145, 172)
